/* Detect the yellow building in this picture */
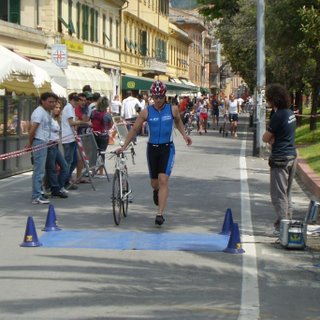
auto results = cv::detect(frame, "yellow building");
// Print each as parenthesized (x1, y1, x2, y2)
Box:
(0, 0, 126, 97)
(167, 23, 192, 82)
(120, 0, 196, 96)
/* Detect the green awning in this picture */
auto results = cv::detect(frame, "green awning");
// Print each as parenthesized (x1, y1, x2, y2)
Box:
(200, 87, 210, 94)
(121, 75, 153, 90)
(121, 74, 196, 93)
(165, 81, 196, 93)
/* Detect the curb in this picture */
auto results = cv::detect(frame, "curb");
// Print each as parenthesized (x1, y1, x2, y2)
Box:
(296, 157, 320, 201)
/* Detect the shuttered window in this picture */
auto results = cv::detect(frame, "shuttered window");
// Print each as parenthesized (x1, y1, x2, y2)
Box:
(9, 0, 20, 24)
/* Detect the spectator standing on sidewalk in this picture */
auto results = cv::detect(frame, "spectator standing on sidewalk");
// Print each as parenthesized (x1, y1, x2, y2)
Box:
(75, 92, 91, 183)
(262, 83, 297, 236)
(90, 97, 113, 175)
(61, 92, 90, 190)
(116, 80, 192, 226)
(45, 100, 69, 198)
(121, 91, 140, 143)
(26, 92, 59, 204)
(88, 92, 101, 117)
(111, 95, 122, 116)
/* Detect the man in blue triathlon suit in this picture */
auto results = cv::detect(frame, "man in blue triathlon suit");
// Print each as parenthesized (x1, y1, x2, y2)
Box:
(117, 80, 192, 225)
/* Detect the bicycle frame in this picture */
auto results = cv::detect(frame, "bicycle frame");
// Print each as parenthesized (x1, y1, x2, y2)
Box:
(109, 147, 135, 225)
(114, 152, 131, 201)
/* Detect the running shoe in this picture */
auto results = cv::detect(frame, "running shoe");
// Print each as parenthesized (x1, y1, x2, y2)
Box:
(51, 191, 68, 198)
(32, 196, 50, 204)
(272, 228, 280, 237)
(60, 187, 69, 194)
(155, 214, 165, 226)
(41, 191, 49, 199)
(153, 189, 159, 206)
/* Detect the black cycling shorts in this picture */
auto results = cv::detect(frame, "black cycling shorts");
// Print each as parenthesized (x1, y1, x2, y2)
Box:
(147, 142, 175, 179)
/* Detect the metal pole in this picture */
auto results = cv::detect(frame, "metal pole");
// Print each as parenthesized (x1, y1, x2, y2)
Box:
(255, 0, 266, 156)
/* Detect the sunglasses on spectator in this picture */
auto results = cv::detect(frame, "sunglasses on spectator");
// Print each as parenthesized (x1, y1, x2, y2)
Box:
(153, 95, 165, 100)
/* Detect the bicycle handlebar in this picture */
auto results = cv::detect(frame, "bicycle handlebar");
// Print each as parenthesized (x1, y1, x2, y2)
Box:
(109, 147, 136, 165)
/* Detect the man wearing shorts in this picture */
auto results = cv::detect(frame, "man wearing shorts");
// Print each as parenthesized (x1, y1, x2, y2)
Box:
(228, 94, 240, 137)
(116, 80, 192, 225)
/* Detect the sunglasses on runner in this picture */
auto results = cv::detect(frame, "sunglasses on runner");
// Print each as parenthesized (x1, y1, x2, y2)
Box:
(153, 95, 165, 100)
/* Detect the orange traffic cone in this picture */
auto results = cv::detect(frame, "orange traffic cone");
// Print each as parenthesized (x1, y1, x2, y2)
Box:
(20, 216, 42, 247)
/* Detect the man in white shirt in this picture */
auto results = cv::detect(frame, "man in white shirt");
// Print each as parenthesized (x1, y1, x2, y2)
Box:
(111, 95, 122, 116)
(121, 91, 140, 120)
(27, 92, 59, 204)
(121, 91, 140, 142)
(61, 92, 90, 189)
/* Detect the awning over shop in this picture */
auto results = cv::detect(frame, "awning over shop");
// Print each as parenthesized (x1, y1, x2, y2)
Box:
(31, 59, 67, 88)
(165, 81, 196, 93)
(121, 74, 195, 94)
(0, 45, 66, 96)
(64, 65, 112, 95)
(169, 78, 182, 84)
(200, 87, 210, 94)
(121, 74, 153, 91)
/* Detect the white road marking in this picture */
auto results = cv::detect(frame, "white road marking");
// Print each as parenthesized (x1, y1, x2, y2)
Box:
(238, 139, 260, 319)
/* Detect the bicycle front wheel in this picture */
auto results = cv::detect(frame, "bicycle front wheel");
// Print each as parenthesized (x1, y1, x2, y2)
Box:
(122, 172, 129, 217)
(112, 170, 121, 225)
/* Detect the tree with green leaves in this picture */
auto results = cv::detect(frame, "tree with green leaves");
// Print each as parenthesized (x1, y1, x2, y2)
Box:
(299, 3, 320, 130)
(198, 0, 320, 130)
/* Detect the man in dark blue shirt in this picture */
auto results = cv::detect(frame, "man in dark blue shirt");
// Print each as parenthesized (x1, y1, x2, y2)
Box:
(263, 84, 297, 236)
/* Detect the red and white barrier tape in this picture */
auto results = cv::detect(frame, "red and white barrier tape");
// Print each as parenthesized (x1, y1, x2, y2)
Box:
(0, 132, 76, 161)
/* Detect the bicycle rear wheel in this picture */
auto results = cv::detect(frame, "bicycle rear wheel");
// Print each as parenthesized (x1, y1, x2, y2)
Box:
(122, 172, 129, 217)
(112, 170, 121, 225)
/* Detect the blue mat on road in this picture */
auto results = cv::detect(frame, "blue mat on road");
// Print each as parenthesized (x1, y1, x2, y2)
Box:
(40, 230, 230, 252)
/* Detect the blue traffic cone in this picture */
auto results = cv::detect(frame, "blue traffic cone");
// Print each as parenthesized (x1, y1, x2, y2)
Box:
(223, 223, 245, 254)
(42, 204, 61, 231)
(20, 216, 42, 247)
(220, 208, 234, 235)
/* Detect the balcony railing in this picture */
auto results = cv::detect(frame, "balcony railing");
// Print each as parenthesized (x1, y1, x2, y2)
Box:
(143, 57, 167, 74)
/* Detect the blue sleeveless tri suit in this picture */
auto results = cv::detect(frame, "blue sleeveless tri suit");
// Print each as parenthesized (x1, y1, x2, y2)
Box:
(146, 103, 175, 178)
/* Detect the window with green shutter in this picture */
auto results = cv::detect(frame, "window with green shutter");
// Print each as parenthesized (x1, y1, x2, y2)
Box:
(9, 0, 20, 24)
(90, 8, 95, 42)
(103, 14, 106, 45)
(0, 0, 21, 24)
(82, 5, 89, 40)
(140, 31, 147, 56)
(76, 2, 81, 39)
(57, 0, 62, 32)
(109, 17, 113, 47)
(68, 0, 75, 35)
(116, 20, 119, 49)
(95, 11, 98, 43)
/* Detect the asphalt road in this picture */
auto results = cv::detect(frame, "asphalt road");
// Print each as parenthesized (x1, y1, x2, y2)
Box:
(0, 114, 319, 320)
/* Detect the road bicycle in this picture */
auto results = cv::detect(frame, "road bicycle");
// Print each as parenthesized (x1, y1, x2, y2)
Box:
(108, 146, 135, 225)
